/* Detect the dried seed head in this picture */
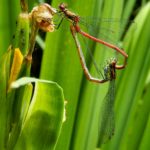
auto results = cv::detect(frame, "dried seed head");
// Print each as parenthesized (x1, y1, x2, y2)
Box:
(29, 3, 57, 32)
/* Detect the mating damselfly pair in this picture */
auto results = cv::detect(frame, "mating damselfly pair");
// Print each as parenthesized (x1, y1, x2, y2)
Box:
(22, 2, 131, 144)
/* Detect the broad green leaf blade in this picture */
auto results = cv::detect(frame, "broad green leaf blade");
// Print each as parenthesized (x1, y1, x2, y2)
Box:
(122, 0, 136, 20)
(13, 77, 65, 150)
(7, 84, 33, 150)
(0, 0, 20, 57)
(139, 115, 150, 150)
(13, 13, 30, 55)
(0, 0, 11, 56)
(0, 49, 12, 149)
(118, 81, 150, 150)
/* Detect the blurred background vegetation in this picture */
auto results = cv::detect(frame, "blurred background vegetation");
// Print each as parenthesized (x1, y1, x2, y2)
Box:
(0, 0, 150, 150)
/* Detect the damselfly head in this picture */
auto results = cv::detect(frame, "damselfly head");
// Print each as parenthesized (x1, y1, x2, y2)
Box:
(104, 58, 117, 80)
(59, 3, 68, 11)
(111, 58, 117, 67)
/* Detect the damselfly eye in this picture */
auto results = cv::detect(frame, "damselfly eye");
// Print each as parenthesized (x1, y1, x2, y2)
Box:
(111, 60, 117, 67)
(59, 3, 67, 11)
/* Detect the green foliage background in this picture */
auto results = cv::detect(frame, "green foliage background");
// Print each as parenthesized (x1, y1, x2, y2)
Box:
(0, 0, 150, 150)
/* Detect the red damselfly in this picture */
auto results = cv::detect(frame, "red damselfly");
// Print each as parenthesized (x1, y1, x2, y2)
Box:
(55, 3, 128, 83)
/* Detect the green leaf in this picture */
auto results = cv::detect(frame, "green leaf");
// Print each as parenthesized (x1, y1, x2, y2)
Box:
(0, 0, 20, 57)
(7, 84, 33, 150)
(12, 77, 65, 150)
(13, 13, 30, 55)
(139, 115, 150, 150)
(0, 49, 12, 149)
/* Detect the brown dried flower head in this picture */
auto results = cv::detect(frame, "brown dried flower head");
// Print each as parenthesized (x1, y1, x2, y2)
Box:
(30, 3, 57, 32)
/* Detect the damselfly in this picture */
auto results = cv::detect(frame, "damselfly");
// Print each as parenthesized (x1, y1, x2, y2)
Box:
(55, 3, 128, 83)
(98, 58, 117, 145)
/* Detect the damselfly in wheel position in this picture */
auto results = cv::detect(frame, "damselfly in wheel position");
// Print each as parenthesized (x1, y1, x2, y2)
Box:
(53, 3, 130, 143)
(55, 3, 128, 83)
